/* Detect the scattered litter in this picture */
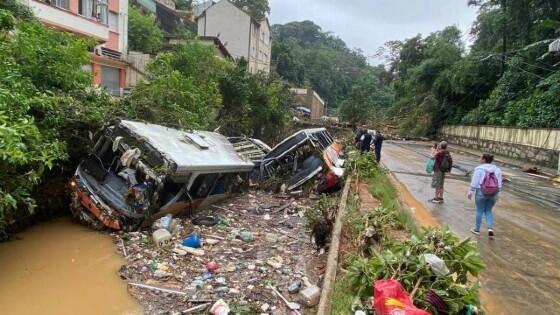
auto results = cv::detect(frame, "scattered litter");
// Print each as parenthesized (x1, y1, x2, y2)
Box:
(183, 234, 202, 248)
(423, 254, 450, 277)
(238, 230, 254, 242)
(206, 261, 219, 272)
(115, 191, 329, 313)
(299, 277, 321, 307)
(267, 256, 284, 269)
(192, 216, 219, 227)
(210, 299, 230, 315)
(288, 280, 302, 294)
(268, 284, 302, 314)
(152, 229, 171, 247)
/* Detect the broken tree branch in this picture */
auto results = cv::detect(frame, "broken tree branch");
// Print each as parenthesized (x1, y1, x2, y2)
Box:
(120, 237, 127, 258)
(267, 285, 302, 315)
(128, 282, 188, 296)
(183, 303, 211, 313)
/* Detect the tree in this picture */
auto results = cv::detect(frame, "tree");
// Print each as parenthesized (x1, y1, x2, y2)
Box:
(128, 5, 163, 54)
(125, 41, 229, 129)
(271, 21, 372, 108)
(0, 9, 115, 237)
(175, 0, 193, 10)
(230, 0, 270, 20)
(338, 73, 393, 124)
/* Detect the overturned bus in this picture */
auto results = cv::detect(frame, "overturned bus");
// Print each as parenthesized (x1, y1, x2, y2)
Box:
(255, 128, 345, 191)
(69, 120, 254, 230)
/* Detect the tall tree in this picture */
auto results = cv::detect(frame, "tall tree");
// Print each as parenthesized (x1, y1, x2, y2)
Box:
(128, 5, 163, 54)
(230, 0, 270, 20)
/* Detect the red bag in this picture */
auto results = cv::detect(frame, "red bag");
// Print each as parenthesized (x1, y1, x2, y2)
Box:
(373, 279, 431, 315)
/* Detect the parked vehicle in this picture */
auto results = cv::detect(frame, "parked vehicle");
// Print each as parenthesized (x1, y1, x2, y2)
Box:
(69, 120, 255, 230)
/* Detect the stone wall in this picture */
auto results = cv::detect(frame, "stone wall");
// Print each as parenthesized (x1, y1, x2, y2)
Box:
(441, 125, 560, 170)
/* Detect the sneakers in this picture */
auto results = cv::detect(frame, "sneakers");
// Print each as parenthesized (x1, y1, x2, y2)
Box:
(429, 198, 443, 204)
(470, 228, 495, 238)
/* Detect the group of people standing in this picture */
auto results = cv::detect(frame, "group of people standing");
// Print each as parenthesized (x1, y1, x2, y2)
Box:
(428, 141, 503, 238)
(354, 127, 384, 163)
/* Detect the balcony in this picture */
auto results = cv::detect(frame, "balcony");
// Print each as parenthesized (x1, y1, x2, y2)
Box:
(24, 0, 110, 42)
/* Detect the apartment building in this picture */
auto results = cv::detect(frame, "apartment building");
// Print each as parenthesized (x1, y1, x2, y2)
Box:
(197, 0, 271, 74)
(20, 0, 129, 95)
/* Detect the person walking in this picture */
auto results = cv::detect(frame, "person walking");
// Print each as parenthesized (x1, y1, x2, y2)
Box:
(373, 130, 384, 163)
(468, 153, 502, 238)
(430, 141, 452, 203)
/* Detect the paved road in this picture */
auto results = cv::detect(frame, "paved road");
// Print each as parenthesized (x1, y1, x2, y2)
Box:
(382, 141, 560, 315)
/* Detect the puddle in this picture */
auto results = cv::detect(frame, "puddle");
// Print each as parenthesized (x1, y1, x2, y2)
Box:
(0, 217, 142, 315)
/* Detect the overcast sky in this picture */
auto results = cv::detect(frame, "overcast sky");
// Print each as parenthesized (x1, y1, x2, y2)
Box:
(269, 0, 479, 64)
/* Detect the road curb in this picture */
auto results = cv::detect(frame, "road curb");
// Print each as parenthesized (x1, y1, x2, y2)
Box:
(316, 177, 352, 315)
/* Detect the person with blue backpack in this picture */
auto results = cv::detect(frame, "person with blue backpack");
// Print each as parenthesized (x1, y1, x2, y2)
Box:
(468, 153, 503, 238)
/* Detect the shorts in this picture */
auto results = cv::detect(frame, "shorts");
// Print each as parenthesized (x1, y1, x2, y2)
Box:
(431, 170, 445, 189)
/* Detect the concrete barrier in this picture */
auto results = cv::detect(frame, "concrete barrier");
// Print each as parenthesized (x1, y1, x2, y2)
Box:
(440, 125, 560, 172)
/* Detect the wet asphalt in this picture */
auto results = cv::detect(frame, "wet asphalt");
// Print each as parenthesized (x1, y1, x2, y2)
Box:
(381, 141, 560, 315)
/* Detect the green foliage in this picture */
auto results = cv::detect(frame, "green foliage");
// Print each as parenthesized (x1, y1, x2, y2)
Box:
(272, 21, 379, 109)
(338, 72, 393, 123)
(0, 9, 115, 237)
(0, 0, 34, 20)
(128, 5, 163, 54)
(175, 0, 192, 10)
(125, 42, 227, 129)
(230, 0, 270, 20)
(378, 1, 560, 135)
(347, 227, 485, 313)
(126, 43, 291, 142)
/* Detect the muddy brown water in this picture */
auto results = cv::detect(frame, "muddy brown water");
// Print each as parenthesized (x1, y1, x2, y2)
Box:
(0, 217, 142, 315)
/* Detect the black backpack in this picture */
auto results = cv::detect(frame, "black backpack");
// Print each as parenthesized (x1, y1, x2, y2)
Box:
(440, 151, 453, 173)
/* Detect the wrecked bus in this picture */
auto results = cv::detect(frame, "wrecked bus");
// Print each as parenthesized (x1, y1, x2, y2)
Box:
(69, 120, 255, 230)
(255, 128, 345, 191)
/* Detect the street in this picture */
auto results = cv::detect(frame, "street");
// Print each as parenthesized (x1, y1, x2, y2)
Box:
(382, 141, 560, 315)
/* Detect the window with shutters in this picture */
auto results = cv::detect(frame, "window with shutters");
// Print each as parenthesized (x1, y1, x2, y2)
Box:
(100, 66, 120, 96)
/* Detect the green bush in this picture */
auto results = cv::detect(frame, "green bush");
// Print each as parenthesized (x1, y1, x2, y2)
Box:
(0, 10, 113, 238)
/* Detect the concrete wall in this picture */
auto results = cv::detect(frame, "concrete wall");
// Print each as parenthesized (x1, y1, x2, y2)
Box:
(441, 125, 560, 170)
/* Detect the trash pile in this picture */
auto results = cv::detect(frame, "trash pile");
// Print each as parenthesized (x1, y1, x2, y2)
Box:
(115, 190, 329, 314)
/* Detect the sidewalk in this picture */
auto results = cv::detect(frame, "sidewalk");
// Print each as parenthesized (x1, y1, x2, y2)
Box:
(394, 140, 558, 177)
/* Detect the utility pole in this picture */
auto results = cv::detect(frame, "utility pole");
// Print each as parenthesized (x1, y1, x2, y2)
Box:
(501, 0, 507, 74)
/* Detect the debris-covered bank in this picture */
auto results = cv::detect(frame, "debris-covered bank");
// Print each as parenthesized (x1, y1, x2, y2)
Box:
(115, 191, 332, 314)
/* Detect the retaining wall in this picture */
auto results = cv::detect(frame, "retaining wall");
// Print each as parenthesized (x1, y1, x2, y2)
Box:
(440, 125, 560, 170)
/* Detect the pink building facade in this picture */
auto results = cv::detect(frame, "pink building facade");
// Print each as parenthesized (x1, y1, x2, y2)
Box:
(22, 0, 129, 95)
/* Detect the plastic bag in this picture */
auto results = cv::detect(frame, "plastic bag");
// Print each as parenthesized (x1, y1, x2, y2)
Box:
(425, 158, 435, 174)
(373, 279, 430, 315)
(423, 253, 450, 277)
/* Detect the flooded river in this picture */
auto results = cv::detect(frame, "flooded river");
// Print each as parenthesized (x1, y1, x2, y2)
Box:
(0, 217, 142, 315)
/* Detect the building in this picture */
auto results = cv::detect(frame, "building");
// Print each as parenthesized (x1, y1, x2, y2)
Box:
(21, 0, 129, 96)
(197, 0, 271, 74)
(290, 88, 326, 121)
